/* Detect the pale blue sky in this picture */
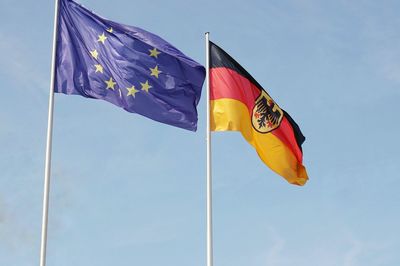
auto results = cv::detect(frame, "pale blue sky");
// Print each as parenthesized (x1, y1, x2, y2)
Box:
(1, 0, 400, 265)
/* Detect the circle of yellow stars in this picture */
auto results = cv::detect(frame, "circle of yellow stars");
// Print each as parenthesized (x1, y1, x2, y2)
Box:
(88, 27, 162, 98)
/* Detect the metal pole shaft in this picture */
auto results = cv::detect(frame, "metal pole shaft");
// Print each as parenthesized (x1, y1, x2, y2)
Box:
(205, 32, 213, 266)
(40, 0, 60, 265)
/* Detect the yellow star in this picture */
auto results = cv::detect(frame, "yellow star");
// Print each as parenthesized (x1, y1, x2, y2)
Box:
(126, 85, 139, 97)
(105, 77, 116, 90)
(106, 27, 113, 33)
(94, 64, 103, 73)
(90, 49, 99, 59)
(140, 80, 152, 92)
(149, 65, 162, 78)
(149, 47, 161, 58)
(97, 32, 107, 44)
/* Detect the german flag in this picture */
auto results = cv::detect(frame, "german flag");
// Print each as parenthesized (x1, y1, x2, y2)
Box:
(209, 41, 308, 185)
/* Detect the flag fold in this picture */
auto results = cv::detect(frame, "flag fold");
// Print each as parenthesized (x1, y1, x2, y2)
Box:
(209, 41, 308, 185)
(55, 0, 205, 131)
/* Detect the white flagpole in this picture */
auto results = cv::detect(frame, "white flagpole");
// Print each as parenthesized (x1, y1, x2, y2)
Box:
(40, 0, 60, 265)
(205, 32, 213, 266)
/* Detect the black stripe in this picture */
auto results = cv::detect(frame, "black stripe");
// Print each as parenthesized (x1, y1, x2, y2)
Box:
(209, 41, 306, 150)
(209, 41, 264, 91)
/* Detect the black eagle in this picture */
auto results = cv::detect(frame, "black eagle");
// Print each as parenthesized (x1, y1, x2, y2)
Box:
(255, 96, 281, 129)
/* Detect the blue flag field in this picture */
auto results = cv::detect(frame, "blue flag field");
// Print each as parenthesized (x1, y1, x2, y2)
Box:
(55, 0, 205, 131)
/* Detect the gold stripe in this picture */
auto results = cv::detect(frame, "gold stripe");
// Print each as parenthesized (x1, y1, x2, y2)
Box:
(211, 99, 308, 185)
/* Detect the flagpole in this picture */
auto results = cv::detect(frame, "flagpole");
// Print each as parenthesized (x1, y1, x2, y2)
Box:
(205, 32, 213, 266)
(40, 0, 60, 265)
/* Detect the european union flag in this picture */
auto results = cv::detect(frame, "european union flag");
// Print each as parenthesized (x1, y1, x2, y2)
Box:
(55, 0, 205, 131)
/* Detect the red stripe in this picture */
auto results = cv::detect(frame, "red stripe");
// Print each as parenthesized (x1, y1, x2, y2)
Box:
(210, 67, 259, 111)
(210, 67, 303, 163)
(274, 117, 303, 162)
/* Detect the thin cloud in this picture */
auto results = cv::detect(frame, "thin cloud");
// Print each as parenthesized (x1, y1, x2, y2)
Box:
(343, 238, 363, 266)
(265, 230, 286, 266)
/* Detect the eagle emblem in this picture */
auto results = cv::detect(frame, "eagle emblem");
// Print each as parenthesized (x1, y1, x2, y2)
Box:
(251, 91, 283, 133)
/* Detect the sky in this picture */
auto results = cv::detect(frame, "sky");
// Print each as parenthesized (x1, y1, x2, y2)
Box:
(1, 0, 400, 265)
